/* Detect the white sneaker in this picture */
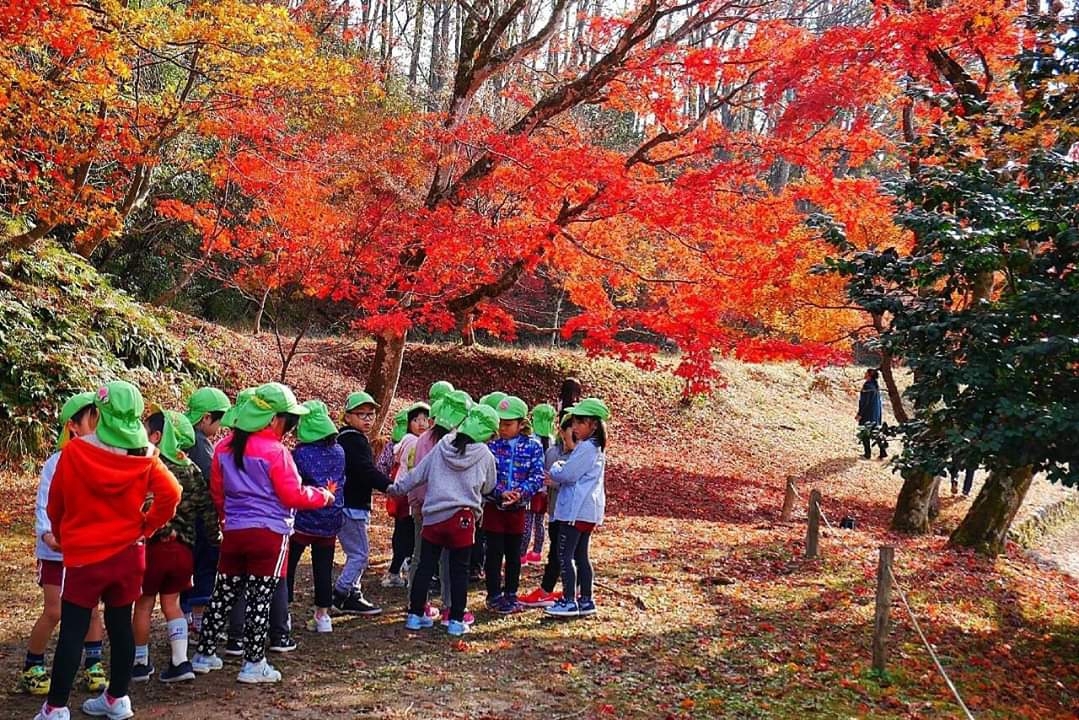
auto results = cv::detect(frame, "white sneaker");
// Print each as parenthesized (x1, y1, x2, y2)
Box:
(34, 704, 70, 720)
(191, 652, 224, 674)
(400, 558, 410, 576)
(237, 659, 282, 684)
(307, 612, 332, 633)
(81, 693, 133, 720)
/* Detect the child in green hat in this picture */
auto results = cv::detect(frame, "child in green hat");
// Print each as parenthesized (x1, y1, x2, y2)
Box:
(332, 391, 393, 615)
(386, 404, 500, 637)
(41, 381, 183, 720)
(133, 410, 219, 684)
(483, 395, 546, 614)
(546, 398, 609, 619)
(520, 413, 576, 609)
(23, 393, 107, 699)
(408, 390, 472, 621)
(287, 400, 346, 634)
(520, 403, 557, 564)
(191, 382, 333, 685)
(182, 387, 232, 632)
(382, 403, 430, 588)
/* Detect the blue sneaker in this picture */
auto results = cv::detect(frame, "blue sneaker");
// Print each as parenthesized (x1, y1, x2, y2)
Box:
(405, 613, 434, 630)
(577, 598, 597, 616)
(545, 598, 580, 617)
(496, 594, 522, 615)
(485, 594, 503, 610)
(446, 620, 470, 636)
(131, 662, 154, 683)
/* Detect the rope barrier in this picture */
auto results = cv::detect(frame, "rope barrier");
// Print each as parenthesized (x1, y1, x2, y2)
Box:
(787, 477, 976, 719)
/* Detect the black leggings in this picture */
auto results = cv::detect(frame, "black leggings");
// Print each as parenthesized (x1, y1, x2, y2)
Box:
(48, 602, 134, 707)
(484, 531, 523, 599)
(541, 520, 563, 593)
(389, 516, 415, 574)
(410, 539, 469, 622)
(287, 540, 335, 609)
(558, 525, 593, 600)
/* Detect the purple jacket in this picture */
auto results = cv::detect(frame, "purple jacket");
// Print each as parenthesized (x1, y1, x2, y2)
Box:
(211, 429, 328, 536)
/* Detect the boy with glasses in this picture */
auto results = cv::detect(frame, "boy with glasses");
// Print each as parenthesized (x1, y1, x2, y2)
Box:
(333, 392, 392, 615)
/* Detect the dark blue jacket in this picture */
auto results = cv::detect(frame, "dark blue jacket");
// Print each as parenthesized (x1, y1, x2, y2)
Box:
(858, 379, 883, 426)
(293, 440, 346, 537)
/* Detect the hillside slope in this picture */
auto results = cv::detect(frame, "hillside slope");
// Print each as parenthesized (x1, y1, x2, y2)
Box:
(168, 313, 1070, 536)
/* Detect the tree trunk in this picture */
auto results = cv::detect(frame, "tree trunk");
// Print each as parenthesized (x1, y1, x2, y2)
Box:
(409, 0, 425, 86)
(891, 469, 937, 534)
(253, 287, 270, 335)
(365, 329, 408, 434)
(950, 466, 1035, 557)
(457, 310, 476, 346)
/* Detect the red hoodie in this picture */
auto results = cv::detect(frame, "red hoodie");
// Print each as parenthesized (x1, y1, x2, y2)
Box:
(48, 436, 182, 568)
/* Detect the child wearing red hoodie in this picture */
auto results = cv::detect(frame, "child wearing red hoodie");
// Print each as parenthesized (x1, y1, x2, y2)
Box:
(37, 381, 182, 720)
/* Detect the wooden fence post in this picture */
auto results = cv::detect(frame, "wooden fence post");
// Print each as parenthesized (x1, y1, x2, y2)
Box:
(872, 546, 895, 674)
(781, 477, 797, 521)
(805, 489, 821, 559)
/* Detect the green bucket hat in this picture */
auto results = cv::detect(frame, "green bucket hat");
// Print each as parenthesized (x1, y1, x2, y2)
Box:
(185, 387, 231, 426)
(494, 395, 528, 421)
(297, 400, 338, 444)
(391, 409, 409, 443)
(479, 391, 507, 410)
(566, 397, 610, 421)
(232, 382, 309, 433)
(459, 404, 500, 443)
(428, 380, 454, 407)
(345, 391, 379, 412)
(159, 410, 196, 466)
(94, 380, 149, 450)
(57, 391, 96, 449)
(531, 403, 557, 438)
(221, 387, 255, 430)
(434, 389, 471, 430)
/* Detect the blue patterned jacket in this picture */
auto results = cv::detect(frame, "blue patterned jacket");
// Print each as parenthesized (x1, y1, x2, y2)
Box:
(486, 435, 546, 508)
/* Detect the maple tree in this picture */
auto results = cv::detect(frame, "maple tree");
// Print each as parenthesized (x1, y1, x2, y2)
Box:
(1, 0, 350, 256)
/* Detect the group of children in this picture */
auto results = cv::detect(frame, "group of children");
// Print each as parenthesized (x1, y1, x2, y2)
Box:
(23, 376, 608, 720)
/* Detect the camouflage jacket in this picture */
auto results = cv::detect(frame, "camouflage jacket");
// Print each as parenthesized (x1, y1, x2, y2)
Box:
(153, 458, 220, 547)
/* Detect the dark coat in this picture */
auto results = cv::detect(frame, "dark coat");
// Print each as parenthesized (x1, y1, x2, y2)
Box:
(858, 378, 884, 425)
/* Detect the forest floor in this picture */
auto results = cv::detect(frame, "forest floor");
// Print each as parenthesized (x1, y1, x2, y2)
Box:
(0, 320, 1076, 719)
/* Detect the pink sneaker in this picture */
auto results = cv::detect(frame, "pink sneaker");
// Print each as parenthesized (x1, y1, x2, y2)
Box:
(525, 551, 543, 564)
(424, 603, 439, 620)
(440, 608, 476, 626)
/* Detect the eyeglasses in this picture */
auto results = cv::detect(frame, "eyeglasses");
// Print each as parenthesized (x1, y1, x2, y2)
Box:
(350, 410, 377, 420)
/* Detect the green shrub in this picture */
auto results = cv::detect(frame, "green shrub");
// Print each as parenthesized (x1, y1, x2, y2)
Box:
(0, 242, 215, 466)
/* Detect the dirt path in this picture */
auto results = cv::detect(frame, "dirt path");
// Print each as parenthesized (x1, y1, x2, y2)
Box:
(1031, 520, 1079, 580)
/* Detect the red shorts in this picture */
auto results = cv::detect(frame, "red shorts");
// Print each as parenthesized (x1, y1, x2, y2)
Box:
(37, 560, 63, 588)
(62, 544, 146, 609)
(290, 531, 336, 549)
(142, 539, 194, 596)
(422, 509, 476, 550)
(218, 528, 288, 578)
(482, 503, 526, 534)
(574, 521, 596, 532)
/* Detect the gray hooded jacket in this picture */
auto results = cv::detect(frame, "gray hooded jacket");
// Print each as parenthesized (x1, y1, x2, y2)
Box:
(386, 433, 497, 526)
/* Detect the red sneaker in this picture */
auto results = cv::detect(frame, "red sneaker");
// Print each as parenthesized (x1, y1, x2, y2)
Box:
(519, 588, 557, 608)
(525, 551, 543, 564)
(520, 554, 530, 566)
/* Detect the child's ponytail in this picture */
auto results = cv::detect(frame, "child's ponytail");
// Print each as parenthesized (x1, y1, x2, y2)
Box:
(451, 432, 477, 455)
(591, 419, 607, 451)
